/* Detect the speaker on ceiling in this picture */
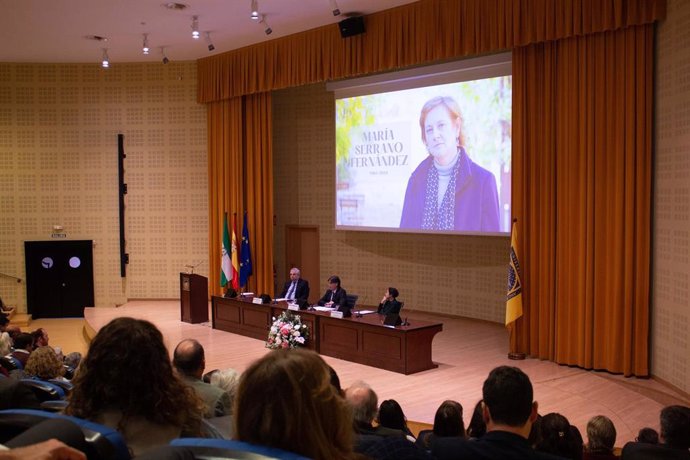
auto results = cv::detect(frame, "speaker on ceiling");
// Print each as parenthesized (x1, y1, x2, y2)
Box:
(338, 16, 365, 38)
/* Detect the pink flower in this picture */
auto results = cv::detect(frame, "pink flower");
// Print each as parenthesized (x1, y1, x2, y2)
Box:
(282, 341, 289, 349)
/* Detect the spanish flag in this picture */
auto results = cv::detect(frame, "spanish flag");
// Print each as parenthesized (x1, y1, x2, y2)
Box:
(506, 220, 523, 325)
(231, 214, 240, 290)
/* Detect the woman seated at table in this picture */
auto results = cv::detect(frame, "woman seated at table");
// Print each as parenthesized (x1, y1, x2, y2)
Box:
(377, 287, 402, 315)
(317, 275, 349, 316)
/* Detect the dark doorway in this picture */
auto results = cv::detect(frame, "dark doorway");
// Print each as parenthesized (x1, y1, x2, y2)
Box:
(24, 240, 95, 318)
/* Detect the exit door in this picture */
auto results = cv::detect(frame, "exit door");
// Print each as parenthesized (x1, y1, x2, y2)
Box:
(24, 240, 95, 318)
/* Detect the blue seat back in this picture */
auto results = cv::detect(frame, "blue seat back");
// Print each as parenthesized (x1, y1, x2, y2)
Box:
(0, 408, 131, 460)
(20, 378, 66, 401)
(170, 438, 311, 459)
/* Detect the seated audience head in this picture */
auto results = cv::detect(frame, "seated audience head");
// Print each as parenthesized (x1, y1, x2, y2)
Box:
(482, 366, 538, 436)
(6, 325, 21, 341)
(0, 314, 8, 332)
(13, 332, 35, 352)
(235, 348, 354, 459)
(345, 380, 378, 428)
(64, 351, 82, 371)
(536, 412, 582, 460)
(0, 331, 11, 356)
(433, 400, 465, 438)
(586, 415, 616, 454)
(377, 399, 409, 433)
(635, 427, 658, 444)
(24, 346, 65, 380)
(31, 328, 49, 347)
(467, 399, 487, 439)
(659, 405, 690, 449)
(328, 275, 341, 289)
(387, 287, 399, 299)
(209, 368, 240, 405)
(66, 317, 203, 435)
(173, 339, 205, 379)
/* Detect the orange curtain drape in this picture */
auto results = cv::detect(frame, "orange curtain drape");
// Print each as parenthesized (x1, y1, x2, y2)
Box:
(512, 24, 653, 376)
(207, 94, 273, 297)
(197, 0, 665, 103)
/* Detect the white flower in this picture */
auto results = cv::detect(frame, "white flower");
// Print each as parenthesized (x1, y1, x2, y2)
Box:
(296, 337, 305, 344)
(292, 330, 301, 337)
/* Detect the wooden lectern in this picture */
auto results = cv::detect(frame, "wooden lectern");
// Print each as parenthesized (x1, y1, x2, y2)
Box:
(180, 273, 208, 324)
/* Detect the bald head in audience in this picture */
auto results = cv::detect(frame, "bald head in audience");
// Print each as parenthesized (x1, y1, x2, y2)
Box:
(173, 339, 205, 379)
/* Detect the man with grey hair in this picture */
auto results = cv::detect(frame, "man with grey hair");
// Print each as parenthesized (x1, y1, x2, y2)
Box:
(278, 267, 310, 302)
(173, 339, 231, 419)
(345, 380, 405, 453)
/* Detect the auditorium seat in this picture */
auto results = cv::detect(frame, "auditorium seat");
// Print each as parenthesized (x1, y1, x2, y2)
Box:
(20, 379, 65, 402)
(0, 408, 131, 460)
(170, 438, 310, 459)
(1, 355, 23, 371)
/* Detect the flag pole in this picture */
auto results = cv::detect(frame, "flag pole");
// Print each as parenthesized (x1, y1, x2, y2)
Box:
(507, 218, 525, 360)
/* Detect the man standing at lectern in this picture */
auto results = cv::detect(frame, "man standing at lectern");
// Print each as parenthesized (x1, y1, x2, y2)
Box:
(279, 267, 310, 302)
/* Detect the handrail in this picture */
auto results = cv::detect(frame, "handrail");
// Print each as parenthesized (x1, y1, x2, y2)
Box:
(0, 272, 22, 283)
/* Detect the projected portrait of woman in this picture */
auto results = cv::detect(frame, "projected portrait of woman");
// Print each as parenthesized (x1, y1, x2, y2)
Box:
(399, 96, 500, 232)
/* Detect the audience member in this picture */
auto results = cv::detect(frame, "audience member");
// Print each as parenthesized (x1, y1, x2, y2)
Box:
(467, 399, 487, 439)
(536, 412, 583, 460)
(30, 328, 49, 348)
(346, 380, 405, 439)
(208, 368, 239, 408)
(24, 346, 66, 381)
(10, 333, 34, 367)
(63, 352, 82, 375)
(0, 331, 11, 356)
(234, 348, 356, 459)
(635, 427, 658, 444)
(5, 326, 21, 342)
(329, 365, 344, 397)
(432, 366, 563, 460)
(173, 339, 232, 418)
(584, 415, 617, 460)
(65, 317, 204, 456)
(377, 399, 415, 441)
(0, 315, 8, 332)
(416, 400, 465, 451)
(622, 405, 690, 460)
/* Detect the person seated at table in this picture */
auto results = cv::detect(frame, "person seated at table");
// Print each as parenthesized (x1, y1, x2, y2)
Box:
(377, 287, 402, 315)
(278, 267, 310, 302)
(317, 275, 349, 315)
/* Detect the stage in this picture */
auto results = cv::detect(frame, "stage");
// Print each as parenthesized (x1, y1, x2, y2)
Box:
(84, 300, 688, 444)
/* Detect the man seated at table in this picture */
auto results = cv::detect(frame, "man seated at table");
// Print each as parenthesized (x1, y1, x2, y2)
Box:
(317, 275, 350, 316)
(278, 267, 310, 303)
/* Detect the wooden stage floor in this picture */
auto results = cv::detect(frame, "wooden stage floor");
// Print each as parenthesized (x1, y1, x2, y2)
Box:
(82, 300, 689, 444)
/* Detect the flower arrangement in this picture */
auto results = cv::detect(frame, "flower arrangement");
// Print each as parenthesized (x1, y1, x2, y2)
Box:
(266, 311, 309, 349)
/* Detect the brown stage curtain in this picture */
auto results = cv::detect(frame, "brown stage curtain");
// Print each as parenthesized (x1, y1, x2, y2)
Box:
(197, 0, 665, 103)
(512, 24, 653, 376)
(207, 94, 274, 297)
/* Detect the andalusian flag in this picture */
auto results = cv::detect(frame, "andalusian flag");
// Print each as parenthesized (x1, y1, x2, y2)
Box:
(506, 220, 523, 325)
(231, 214, 240, 290)
(220, 213, 231, 287)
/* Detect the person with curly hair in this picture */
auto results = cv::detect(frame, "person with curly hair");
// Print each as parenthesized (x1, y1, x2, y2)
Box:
(24, 346, 65, 381)
(234, 348, 356, 460)
(65, 317, 204, 457)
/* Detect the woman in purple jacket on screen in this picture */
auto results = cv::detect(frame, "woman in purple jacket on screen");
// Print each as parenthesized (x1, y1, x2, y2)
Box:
(400, 96, 500, 232)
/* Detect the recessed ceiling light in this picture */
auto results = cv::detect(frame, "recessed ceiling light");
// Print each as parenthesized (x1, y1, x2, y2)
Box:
(162, 2, 188, 10)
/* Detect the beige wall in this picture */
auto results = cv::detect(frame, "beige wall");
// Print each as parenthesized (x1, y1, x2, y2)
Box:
(0, 62, 207, 309)
(273, 83, 508, 323)
(652, 0, 690, 395)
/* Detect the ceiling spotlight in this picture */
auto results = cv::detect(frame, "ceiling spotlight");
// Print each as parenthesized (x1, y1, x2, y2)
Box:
(142, 33, 150, 55)
(250, 0, 260, 20)
(191, 15, 200, 39)
(205, 31, 215, 52)
(101, 48, 110, 68)
(260, 15, 272, 35)
(161, 47, 169, 64)
(329, 0, 341, 16)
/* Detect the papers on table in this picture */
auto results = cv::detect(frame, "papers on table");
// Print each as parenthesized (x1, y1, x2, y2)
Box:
(274, 298, 287, 302)
(356, 310, 377, 315)
(313, 306, 335, 312)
